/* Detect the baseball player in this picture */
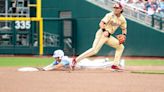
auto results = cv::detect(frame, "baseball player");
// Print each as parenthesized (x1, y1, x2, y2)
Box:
(71, 2, 127, 71)
(41, 49, 70, 71)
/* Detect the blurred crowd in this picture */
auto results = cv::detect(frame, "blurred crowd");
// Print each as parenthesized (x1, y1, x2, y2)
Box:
(119, 0, 164, 15)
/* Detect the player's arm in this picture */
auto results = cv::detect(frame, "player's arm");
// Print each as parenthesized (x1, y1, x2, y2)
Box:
(99, 21, 111, 38)
(99, 21, 111, 37)
(99, 13, 112, 37)
(122, 28, 127, 35)
(99, 13, 111, 30)
(42, 61, 63, 71)
(53, 63, 64, 70)
(99, 21, 106, 29)
(54, 59, 69, 70)
(117, 29, 127, 44)
(120, 17, 127, 35)
(117, 18, 127, 44)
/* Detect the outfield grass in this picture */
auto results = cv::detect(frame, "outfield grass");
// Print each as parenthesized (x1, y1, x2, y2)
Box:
(0, 57, 164, 67)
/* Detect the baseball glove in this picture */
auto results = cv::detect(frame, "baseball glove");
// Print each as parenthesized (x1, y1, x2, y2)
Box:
(116, 34, 126, 44)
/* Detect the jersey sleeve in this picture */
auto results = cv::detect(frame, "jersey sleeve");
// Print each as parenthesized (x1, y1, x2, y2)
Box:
(60, 60, 70, 66)
(60, 56, 70, 66)
(120, 17, 127, 30)
(101, 13, 112, 23)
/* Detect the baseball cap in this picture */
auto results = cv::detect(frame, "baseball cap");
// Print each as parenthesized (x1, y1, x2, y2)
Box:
(113, 2, 123, 9)
(53, 49, 64, 58)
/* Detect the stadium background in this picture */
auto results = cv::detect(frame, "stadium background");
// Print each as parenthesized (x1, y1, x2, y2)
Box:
(0, 0, 163, 57)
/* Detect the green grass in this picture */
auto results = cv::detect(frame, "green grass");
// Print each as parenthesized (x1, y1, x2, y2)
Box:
(131, 70, 164, 74)
(0, 57, 164, 67)
(0, 57, 53, 67)
(126, 60, 164, 66)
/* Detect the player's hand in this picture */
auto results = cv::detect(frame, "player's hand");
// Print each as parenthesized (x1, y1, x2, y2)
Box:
(103, 31, 110, 37)
(99, 21, 106, 29)
(116, 34, 126, 44)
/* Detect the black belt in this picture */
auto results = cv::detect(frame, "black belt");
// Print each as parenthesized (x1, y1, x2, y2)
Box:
(102, 29, 111, 38)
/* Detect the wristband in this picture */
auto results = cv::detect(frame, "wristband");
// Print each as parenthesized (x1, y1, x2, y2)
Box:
(102, 29, 106, 32)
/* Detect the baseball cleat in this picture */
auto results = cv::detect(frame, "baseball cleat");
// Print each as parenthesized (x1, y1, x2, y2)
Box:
(111, 65, 123, 72)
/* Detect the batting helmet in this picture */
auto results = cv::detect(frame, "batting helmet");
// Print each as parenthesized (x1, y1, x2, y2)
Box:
(52, 49, 64, 58)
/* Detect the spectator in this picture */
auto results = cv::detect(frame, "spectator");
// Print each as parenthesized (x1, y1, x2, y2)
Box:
(150, 0, 158, 12)
(135, 0, 145, 9)
(158, 0, 164, 15)
(144, 0, 158, 15)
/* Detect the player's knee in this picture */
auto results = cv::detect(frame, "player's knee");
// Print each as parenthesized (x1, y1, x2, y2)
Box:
(117, 44, 124, 50)
(121, 45, 124, 50)
(93, 49, 99, 54)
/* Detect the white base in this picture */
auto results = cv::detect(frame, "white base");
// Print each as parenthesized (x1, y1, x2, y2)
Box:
(17, 67, 39, 72)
